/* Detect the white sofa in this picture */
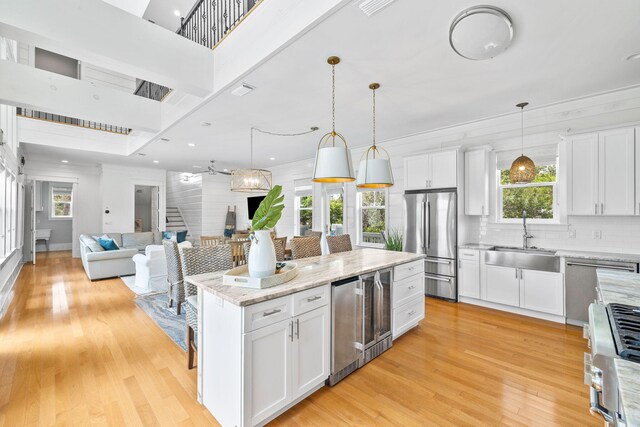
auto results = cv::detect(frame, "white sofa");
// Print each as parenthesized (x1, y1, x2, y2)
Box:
(132, 241, 192, 291)
(79, 231, 163, 280)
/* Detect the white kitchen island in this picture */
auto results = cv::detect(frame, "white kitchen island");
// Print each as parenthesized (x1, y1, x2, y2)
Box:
(185, 248, 425, 427)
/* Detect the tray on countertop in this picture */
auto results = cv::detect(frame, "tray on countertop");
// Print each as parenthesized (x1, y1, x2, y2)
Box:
(222, 263, 298, 289)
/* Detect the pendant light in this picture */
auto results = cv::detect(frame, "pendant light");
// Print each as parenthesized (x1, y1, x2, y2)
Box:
(312, 56, 355, 183)
(509, 102, 535, 184)
(356, 83, 394, 188)
(230, 128, 272, 192)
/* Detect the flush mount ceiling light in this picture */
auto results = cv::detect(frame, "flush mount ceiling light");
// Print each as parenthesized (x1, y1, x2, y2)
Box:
(231, 83, 255, 97)
(173, 10, 181, 16)
(357, 83, 394, 188)
(188, 143, 195, 147)
(509, 102, 536, 184)
(313, 56, 355, 183)
(450, 5, 513, 60)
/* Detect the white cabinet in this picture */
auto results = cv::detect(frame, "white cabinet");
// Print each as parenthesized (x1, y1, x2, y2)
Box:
(484, 265, 520, 306)
(458, 250, 480, 299)
(243, 303, 330, 426)
(392, 261, 425, 339)
(464, 149, 489, 215)
(243, 319, 292, 426)
(404, 150, 457, 190)
(569, 128, 635, 216)
(519, 269, 564, 316)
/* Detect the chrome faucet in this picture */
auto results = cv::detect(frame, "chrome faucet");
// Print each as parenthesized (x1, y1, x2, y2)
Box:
(522, 210, 533, 249)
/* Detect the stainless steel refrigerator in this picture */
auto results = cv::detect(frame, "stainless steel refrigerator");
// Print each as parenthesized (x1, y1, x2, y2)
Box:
(403, 189, 457, 301)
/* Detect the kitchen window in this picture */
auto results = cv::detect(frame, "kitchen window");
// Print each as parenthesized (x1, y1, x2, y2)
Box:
(496, 145, 558, 223)
(50, 185, 73, 219)
(357, 190, 387, 247)
(294, 180, 313, 236)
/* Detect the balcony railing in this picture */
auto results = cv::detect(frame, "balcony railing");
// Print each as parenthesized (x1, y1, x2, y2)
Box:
(134, 0, 259, 101)
(362, 232, 385, 245)
(17, 108, 131, 135)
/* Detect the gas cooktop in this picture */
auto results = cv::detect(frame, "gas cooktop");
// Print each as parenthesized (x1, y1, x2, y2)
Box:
(607, 303, 640, 363)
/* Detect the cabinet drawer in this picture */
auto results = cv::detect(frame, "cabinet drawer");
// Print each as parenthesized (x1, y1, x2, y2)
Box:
(393, 275, 424, 308)
(243, 296, 293, 333)
(459, 250, 479, 261)
(292, 284, 329, 316)
(394, 259, 423, 282)
(392, 297, 425, 339)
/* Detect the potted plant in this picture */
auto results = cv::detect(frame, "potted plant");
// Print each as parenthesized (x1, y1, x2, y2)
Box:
(248, 185, 284, 278)
(382, 228, 403, 252)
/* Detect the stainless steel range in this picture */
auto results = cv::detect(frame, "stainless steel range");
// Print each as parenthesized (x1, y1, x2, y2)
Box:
(585, 302, 640, 425)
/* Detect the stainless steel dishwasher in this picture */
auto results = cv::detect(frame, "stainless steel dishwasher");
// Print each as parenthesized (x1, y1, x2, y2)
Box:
(328, 276, 363, 386)
(565, 258, 638, 325)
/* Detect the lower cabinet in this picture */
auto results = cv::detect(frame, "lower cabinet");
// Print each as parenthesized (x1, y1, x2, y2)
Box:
(243, 295, 330, 426)
(485, 265, 520, 306)
(520, 269, 564, 316)
(392, 262, 426, 339)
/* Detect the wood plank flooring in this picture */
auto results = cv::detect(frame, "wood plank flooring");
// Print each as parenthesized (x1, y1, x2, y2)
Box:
(0, 251, 598, 426)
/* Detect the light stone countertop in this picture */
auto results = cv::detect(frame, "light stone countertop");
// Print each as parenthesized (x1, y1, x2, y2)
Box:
(556, 249, 640, 264)
(596, 269, 640, 427)
(458, 243, 496, 250)
(185, 248, 424, 307)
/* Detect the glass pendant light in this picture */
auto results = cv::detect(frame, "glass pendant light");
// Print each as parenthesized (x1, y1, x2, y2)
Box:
(509, 102, 536, 184)
(230, 128, 272, 192)
(356, 83, 394, 188)
(312, 56, 355, 183)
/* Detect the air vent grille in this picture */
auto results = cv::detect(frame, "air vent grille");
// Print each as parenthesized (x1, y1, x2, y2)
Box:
(359, 0, 395, 17)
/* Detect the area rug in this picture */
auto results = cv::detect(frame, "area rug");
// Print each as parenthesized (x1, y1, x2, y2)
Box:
(135, 292, 187, 351)
(120, 275, 158, 296)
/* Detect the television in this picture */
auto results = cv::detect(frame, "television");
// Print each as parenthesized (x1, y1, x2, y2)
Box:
(247, 195, 266, 220)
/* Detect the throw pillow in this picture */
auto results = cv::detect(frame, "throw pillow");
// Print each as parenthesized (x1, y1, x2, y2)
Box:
(96, 237, 119, 251)
(176, 230, 187, 243)
(93, 234, 119, 248)
(162, 231, 176, 241)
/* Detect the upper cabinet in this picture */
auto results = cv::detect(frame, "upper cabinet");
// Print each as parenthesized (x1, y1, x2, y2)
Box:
(464, 149, 489, 215)
(568, 128, 635, 216)
(404, 150, 457, 190)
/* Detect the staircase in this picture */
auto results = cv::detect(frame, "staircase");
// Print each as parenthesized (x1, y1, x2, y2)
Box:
(165, 207, 188, 233)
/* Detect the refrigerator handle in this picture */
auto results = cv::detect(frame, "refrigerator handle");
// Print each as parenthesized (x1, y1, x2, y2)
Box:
(421, 201, 427, 252)
(375, 274, 383, 339)
(426, 201, 431, 250)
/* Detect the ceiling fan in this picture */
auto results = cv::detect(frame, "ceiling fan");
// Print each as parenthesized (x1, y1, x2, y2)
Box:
(192, 160, 231, 176)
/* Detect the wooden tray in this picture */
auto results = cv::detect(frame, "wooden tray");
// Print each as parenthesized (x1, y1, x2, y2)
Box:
(222, 263, 298, 289)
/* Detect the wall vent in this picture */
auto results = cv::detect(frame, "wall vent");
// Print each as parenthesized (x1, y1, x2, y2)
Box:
(359, 0, 396, 17)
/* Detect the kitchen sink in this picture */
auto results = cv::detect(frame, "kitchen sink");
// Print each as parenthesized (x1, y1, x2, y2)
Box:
(485, 247, 560, 272)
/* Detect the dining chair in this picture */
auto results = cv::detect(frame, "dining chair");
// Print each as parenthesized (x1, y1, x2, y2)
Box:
(273, 236, 287, 262)
(290, 236, 322, 259)
(305, 230, 323, 238)
(229, 240, 248, 266)
(232, 233, 251, 241)
(163, 240, 185, 315)
(200, 235, 225, 246)
(326, 234, 353, 254)
(179, 244, 233, 369)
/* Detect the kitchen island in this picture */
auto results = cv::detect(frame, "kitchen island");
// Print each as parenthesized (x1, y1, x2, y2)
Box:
(596, 269, 640, 427)
(185, 248, 425, 427)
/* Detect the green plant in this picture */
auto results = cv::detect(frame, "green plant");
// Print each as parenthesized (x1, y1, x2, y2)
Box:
(251, 185, 285, 231)
(384, 228, 403, 251)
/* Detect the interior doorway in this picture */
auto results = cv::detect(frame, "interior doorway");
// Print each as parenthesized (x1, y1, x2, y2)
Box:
(134, 185, 159, 232)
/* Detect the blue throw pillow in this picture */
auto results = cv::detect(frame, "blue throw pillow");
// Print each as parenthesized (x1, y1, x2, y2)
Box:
(176, 230, 187, 243)
(97, 237, 119, 251)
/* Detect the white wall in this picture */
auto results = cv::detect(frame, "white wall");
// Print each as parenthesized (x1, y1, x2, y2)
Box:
(202, 174, 237, 236)
(100, 164, 166, 233)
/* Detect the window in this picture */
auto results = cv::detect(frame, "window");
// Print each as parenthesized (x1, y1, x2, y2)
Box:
(325, 184, 345, 237)
(358, 190, 387, 247)
(294, 180, 313, 236)
(496, 145, 558, 222)
(50, 185, 72, 219)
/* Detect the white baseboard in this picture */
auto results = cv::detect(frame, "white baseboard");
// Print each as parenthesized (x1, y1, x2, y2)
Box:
(0, 253, 24, 320)
(36, 242, 72, 252)
(459, 296, 566, 323)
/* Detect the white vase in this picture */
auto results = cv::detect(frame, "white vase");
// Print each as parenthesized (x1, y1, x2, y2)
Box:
(248, 230, 276, 278)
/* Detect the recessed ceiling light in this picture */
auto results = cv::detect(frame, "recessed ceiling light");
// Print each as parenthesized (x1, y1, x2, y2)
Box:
(626, 52, 640, 60)
(92, 94, 100, 100)
(61, 160, 69, 163)
(174, 9, 181, 16)
(153, 160, 159, 163)
(50, 84, 57, 91)
(188, 143, 196, 147)
(223, 168, 228, 172)
(138, 153, 146, 156)
(192, 165, 201, 168)
(231, 83, 255, 96)
(160, 137, 170, 142)
(269, 157, 275, 161)
(200, 121, 211, 127)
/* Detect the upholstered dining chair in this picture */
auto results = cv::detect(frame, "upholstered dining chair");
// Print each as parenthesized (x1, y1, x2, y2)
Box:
(179, 244, 233, 369)
(163, 240, 185, 315)
(200, 235, 225, 246)
(290, 236, 322, 259)
(326, 234, 353, 254)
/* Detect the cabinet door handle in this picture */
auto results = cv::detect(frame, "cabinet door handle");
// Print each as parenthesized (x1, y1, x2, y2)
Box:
(306, 295, 322, 302)
(600, 203, 604, 215)
(481, 205, 484, 215)
(408, 310, 416, 316)
(289, 321, 294, 342)
(295, 318, 300, 339)
(515, 268, 518, 279)
(595, 203, 598, 215)
(408, 285, 416, 290)
(263, 308, 281, 317)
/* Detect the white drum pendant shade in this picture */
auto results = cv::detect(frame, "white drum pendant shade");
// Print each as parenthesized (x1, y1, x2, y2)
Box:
(356, 158, 393, 188)
(313, 145, 354, 183)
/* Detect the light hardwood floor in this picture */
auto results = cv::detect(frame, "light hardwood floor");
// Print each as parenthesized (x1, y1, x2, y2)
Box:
(0, 251, 598, 426)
